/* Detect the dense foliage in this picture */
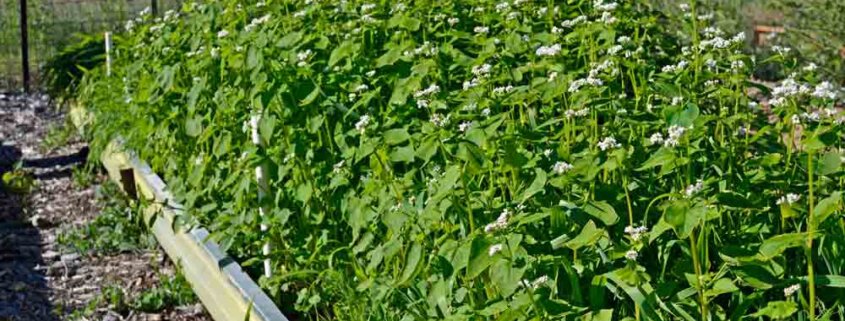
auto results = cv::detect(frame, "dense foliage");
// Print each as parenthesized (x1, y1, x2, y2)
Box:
(79, 0, 845, 320)
(42, 33, 113, 102)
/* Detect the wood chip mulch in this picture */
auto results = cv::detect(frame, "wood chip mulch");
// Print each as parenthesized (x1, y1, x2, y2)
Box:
(0, 92, 212, 321)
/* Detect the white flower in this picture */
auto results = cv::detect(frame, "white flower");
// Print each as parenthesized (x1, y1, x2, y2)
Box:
(812, 81, 838, 100)
(731, 32, 746, 43)
(365, 70, 376, 77)
(333, 160, 345, 173)
(552, 161, 573, 174)
(495, 2, 510, 12)
(802, 112, 820, 122)
(662, 60, 689, 73)
(617, 36, 632, 44)
(484, 209, 511, 233)
(594, 0, 618, 11)
(523, 275, 550, 290)
(672, 96, 684, 106)
(448, 17, 460, 25)
(543, 149, 553, 157)
(731, 60, 745, 72)
(777, 193, 801, 205)
(355, 115, 371, 134)
(607, 45, 623, 56)
(772, 45, 792, 55)
(472, 64, 493, 78)
(784, 284, 801, 297)
(354, 84, 369, 92)
(492, 85, 514, 96)
(474, 26, 490, 34)
(568, 77, 603, 92)
(488, 244, 504, 256)
(684, 180, 704, 198)
(217, 29, 230, 38)
(548, 71, 559, 82)
(561, 15, 587, 28)
(360, 3, 376, 11)
(625, 226, 649, 241)
(679, 3, 690, 11)
(481, 108, 491, 117)
(649, 132, 664, 145)
(565, 109, 589, 118)
(599, 12, 617, 24)
(625, 250, 638, 261)
(463, 78, 481, 90)
(414, 84, 441, 98)
(790, 114, 801, 125)
(705, 59, 717, 69)
(597, 136, 621, 151)
(430, 113, 450, 127)
(803, 63, 818, 72)
(665, 125, 688, 147)
(459, 121, 473, 132)
(297, 49, 312, 62)
(536, 44, 562, 57)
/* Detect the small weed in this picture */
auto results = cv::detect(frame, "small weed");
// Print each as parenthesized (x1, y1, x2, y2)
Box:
(67, 285, 127, 320)
(132, 272, 197, 313)
(40, 119, 76, 152)
(57, 182, 156, 254)
(70, 164, 97, 188)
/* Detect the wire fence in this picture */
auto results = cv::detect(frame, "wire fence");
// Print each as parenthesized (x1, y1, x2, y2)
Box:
(0, 0, 181, 91)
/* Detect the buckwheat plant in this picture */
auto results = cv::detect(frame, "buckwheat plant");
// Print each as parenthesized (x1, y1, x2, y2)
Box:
(78, 0, 845, 320)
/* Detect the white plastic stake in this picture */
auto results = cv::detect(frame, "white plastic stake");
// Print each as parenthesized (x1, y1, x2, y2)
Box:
(104, 32, 112, 76)
(250, 114, 272, 278)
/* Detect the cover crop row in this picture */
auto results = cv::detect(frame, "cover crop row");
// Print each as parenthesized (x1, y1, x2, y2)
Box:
(79, 0, 845, 320)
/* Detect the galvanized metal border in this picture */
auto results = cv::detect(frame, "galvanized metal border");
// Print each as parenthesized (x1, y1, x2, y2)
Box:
(74, 105, 288, 321)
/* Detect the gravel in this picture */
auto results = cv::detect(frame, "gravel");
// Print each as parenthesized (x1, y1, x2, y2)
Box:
(0, 92, 211, 321)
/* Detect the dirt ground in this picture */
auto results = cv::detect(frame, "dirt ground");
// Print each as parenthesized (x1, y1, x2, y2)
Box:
(0, 92, 211, 321)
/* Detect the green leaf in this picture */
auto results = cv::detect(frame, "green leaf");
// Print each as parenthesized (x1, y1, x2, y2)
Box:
(759, 233, 806, 260)
(750, 301, 797, 319)
(583, 201, 619, 226)
(818, 152, 841, 175)
(518, 168, 547, 203)
(604, 269, 665, 321)
(300, 86, 321, 106)
(559, 220, 604, 250)
(489, 256, 524, 297)
(329, 40, 358, 67)
(636, 148, 676, 172)
(812, 192, 842, 226)
(389, 145, 415, 163)
(277, 31, 303, 48)
(185, 116, 202, 137)
(397, 241, 423, 285)
(384, 128, 410, 146)
(258, 114, 276, 145)
(705, 278, 738, 298)
(466, 236, 492, 279)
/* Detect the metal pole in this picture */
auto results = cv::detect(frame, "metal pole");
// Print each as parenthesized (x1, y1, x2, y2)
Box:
(151, 0, 158, 16)
(250, 114, 272, 278)
(19, 0, 29, 93)
(104, 32, 112, 76)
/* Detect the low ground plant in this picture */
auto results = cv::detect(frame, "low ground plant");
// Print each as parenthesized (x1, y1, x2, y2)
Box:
(58, 182, 156, 254)
(79, 0, 845, 320)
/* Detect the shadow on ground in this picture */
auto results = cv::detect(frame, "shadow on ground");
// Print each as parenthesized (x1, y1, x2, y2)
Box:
(0, 144, 86, 321)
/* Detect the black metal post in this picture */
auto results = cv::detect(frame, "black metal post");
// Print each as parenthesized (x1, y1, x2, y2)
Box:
(19, 0, 29, 93)
(151, 0, 158, 16)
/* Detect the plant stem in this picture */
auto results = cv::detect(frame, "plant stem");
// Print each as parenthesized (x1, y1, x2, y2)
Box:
(807, 151, 816, 321)
(689, 229, 708, 321)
